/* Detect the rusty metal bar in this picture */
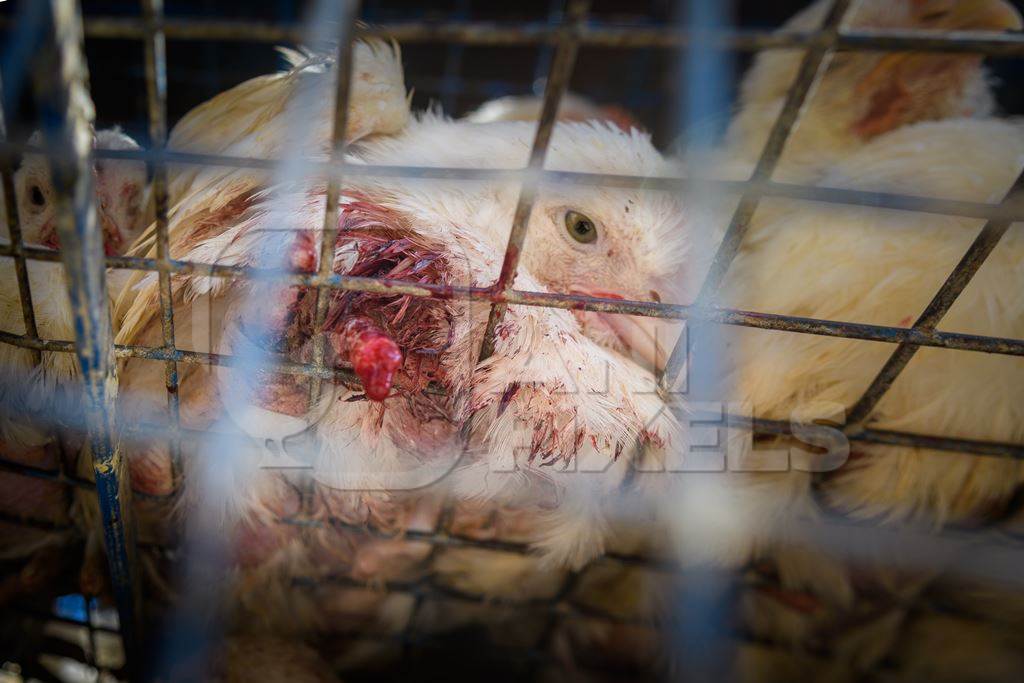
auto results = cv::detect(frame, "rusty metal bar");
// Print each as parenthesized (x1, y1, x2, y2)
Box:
(845, 170, 1024, 426)
(3, 14, 1024, 54)
(0, 1, 1019, 676)
(660, 0, 853, 388)
(2, 278, 1024, 357)
(69, 150, 1024, 225)
(0, 330, 77, 353)
(0, 370, 1018, 461)
(695, 0, 848, 279)
(33, 0, 140, 664)
(302, 571, 654, 626)
(309, 0, 360, 401)
(531, 567, 583, 670)
(724, 414, 1024, 460)
(0, 508, 75, 533)
(477, 0, 590, 362)
(6, 141, 1024, 224)
(834, 28, 1024, 55)
(0, 73, 41, 367)
(140, 0, 183, 490)
(13, 604, 123, 636)
(111, 344, 359, 382)
(854, 427, 1024, 460)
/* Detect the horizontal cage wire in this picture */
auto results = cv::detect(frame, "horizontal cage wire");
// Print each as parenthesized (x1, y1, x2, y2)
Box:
(0, 0, 1023, 680)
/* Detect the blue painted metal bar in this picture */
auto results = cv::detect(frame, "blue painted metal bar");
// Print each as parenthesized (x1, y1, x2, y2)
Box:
(32, 0, 140, 669)
(669, 0, 737, 679)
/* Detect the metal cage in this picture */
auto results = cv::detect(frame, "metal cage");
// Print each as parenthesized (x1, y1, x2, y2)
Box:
(0, 0, 1023, 680)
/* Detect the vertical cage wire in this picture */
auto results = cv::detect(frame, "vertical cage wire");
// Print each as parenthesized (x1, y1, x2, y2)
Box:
(302, 0, 362, 583)
(0, 0, 1022, 676)
(659, 0, 854, 390)
(309, 0, 361, 403)
(140, 0, 184, 491)
(532, 0, 565, 88)
(0, 73, 42, 368)
(32, 0, 141, 669)
(668, 0, 739, 678)
(845, 170, 1024, 427)
(477, 0, 590, 362)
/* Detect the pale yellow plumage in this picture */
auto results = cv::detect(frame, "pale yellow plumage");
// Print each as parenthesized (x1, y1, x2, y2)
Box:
(722, 0, 1021, 182)
(116, 39, 408, 340)
(24, 1, 1021, 678)
(0, 127, 148, 447)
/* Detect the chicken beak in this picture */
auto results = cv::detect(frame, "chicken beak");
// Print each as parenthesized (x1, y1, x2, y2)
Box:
(573, 288, 682, 373)
(599, 312, 682, 374)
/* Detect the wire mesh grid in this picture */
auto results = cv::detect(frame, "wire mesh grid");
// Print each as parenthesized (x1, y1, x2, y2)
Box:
(0, 0, 1023, 679)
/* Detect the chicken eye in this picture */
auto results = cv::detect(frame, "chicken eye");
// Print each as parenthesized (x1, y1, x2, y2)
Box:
(564, 210, 597, 244)
(28, 184, 45, 208)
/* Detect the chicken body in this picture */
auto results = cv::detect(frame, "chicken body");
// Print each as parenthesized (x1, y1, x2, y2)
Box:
(679, 24, 1024, 683)
(0, 128, 149, 599)
(669, 0, 1024, 559)
(94, 2, 1024, 676)
(693, 115, 1024, 556)
(722, 0, 1022, 183)
(204, 635, 339, 683)
(656, 1, 1024, 677)
(316, 114, 682, 568)
(0, 127, 147, 446)
(464, 91, 641, 132)
(115, 39, 683, 596)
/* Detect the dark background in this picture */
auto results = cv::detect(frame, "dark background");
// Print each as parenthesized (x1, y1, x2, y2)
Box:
(1, 0, 1022, 151)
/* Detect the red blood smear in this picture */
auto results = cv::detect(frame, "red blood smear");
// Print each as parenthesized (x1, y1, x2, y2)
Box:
(333, 317, 403, 401)
(99, 213, 124, 255)
(289, 231, 318, 272)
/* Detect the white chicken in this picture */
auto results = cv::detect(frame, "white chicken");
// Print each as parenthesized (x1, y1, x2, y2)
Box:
(665, 0, 1024, 677)
(32, 0, 1020, 677)
(696, 116, 1024, 676)
(686, 0, 1024, 568)
(722, 0, 1023, 183)
(113, 35, 682, 592)
(0, 126, 149, 446)
(3, 128, 149, 252)
(0, 127, 149, 599)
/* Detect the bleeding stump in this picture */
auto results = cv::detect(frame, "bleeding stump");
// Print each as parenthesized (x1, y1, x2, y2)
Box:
(330, 316, 403, 401)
